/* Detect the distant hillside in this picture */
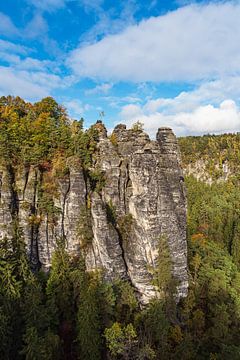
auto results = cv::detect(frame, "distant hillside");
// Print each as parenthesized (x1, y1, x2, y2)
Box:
(179, 133, 240, 182)
(2, 96, 240, 359)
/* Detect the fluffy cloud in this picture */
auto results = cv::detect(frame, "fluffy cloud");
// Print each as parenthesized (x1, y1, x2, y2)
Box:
(120, 99, 240, 137)
(68, 2, 240, 82)
(0, 13, 19, 37)
(0, 11, 48, 40)
(85, 83, 113, 95)
(0, 39, 30, 55)
(0, 8, 60, 55)
(64, 99, 90, 118)
(0, 66, 63, 99)
(0, 40, 70, 100)
(0, 39, 58, 72)
(24, 13, 48, 39)
(117, 74, 240, 136)
(79, 0, 138, 43)
(144, 77, 240, 115)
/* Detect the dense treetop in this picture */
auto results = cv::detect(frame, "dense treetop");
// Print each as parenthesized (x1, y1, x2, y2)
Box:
(1, 96, 240, 359)
(179, 133, 240, 179)
(0, 95, 99, 171)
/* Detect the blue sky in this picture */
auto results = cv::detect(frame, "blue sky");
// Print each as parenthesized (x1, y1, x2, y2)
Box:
(0, 0, 240, 136)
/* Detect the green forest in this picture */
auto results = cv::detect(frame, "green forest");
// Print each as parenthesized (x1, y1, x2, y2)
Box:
(1, 96, 240, 359)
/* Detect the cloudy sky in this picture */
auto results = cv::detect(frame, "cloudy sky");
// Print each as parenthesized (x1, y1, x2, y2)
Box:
(1, 0, 240, 136)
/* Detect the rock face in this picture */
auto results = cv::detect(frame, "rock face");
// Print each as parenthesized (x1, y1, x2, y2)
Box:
(0, 124, 188, 304)
(182, 159, 231, 184)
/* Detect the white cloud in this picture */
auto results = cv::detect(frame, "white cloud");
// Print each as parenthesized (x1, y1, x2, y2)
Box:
(68, 2, 240, 82)
(85, 83, 113, 95)
(175, 100, 240, 134)
(143, 77, 240, 115)
(0, 11, 48, 39)
(14, 57, 55, 71)
(22, 13, 62, 56)
(0, 13, 19, 37)
(64, 99, 90, 118)
(79, 1, 137, 43)
(0, 41, 71, 100)
(94, 94, 141, 110)
(118, 74, 240, 136)
(26, 0, 104, 13)
(120, 98, 240, 137)
(0, 38, 73, 101)
(0, 51, 20, 64)
(0, 66, 63, 99)
(104, 95, 141, 108)
(0, 39, 60, 72)
(26, 0, 66, 11)
(0, 39, 31, 55)
(24, 13, 48, 39)
(0, 9, 60, 55)
(79, 0, 104, 12)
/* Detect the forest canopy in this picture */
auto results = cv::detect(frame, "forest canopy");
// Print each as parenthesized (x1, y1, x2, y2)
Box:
(1, 96, 240, 359)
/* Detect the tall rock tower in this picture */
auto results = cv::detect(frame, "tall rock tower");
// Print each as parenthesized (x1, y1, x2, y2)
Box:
(0, 123, 188, 304)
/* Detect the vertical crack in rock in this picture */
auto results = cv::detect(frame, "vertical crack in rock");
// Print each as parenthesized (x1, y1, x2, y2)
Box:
(0, 171, 2, 203)
(22, 165, 30, 201)
(87, 191, 128, 280)
(109, 211, 130, 280)
(29, 169, 41, 271)
(157, 127, 188, 299)
(124, 162, 131, 214)
(45, 213, 50, 261)
(0, 167, 14, 240)
(61, 173, 71, 241)
(6, 164, 19, 218)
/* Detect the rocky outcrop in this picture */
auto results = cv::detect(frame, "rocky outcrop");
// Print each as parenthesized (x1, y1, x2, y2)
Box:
(183, 159, 231, 184)
(0, 123, 188, 304)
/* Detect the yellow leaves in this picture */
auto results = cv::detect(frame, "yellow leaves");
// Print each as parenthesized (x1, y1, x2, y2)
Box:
(94, 121, 105, 133)
(28, 214, 43, 226)
(52, 153, 69, 179)
(41, 171, 59, 198)
(131, 120, 144, 132)
(1, 105, 19, 121)
(191, 253, 201, 268)
(87, 193, 91, 209)
(179, 133, 240, 181)
(191, 233, 205, 241)
(191, 232, 207, 248)
(109, 132, 118, 146)
(67, 155, 82, 169)
(32, 112, 50, 129)
(169, 325, 183, 345)
(21, 200, 31, 212)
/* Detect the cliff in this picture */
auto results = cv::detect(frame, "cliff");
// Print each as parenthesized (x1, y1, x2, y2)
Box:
(178, 133, 240, 183)
(0, 120, 188, 304)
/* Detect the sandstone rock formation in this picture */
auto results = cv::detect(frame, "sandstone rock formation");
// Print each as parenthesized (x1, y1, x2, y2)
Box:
(0, 123, 188, 304)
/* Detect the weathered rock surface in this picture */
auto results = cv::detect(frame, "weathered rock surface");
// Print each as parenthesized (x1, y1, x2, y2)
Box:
(182, 158, 231, 184)
(0, 124, 188, 303)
